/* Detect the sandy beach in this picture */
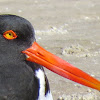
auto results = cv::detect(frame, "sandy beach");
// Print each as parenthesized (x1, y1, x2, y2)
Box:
(0, 0, 100, 99)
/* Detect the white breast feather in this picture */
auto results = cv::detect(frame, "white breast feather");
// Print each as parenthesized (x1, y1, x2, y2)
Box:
(35, 69, 53, 100)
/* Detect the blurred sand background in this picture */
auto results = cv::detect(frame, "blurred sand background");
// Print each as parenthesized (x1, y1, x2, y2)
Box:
(0, 0, 100, 99)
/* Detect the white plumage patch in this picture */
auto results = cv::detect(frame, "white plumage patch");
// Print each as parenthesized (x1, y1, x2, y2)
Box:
(35, 69, 53, 100)
(45, 91, 53, 100)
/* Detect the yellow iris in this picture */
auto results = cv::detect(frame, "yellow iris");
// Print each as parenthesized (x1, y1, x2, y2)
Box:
(5, 32, 14, 38)
(3, 30, 17, 40)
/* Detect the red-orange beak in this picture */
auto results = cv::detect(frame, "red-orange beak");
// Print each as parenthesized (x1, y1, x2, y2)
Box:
(22, 41, 100, 91)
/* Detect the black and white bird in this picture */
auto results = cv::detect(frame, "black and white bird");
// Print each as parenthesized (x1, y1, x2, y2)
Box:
(0, 14, 100, 100)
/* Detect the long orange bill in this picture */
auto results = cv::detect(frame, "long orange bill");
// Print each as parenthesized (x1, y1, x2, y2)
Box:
(22, 41, 100, 91)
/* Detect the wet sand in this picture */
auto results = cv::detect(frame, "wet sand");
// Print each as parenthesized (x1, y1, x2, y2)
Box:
(0, 0, 100, 99)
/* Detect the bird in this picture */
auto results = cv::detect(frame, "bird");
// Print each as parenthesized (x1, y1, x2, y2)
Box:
(0, 14, 100, 100)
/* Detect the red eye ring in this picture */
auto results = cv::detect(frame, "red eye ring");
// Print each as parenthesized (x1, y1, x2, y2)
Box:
(3, 30, 17, 40)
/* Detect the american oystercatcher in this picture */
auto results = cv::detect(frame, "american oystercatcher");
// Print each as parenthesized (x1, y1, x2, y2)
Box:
(0, 14, 100, 100)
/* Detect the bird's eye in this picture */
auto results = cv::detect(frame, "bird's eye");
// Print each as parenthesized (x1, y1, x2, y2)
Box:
(3, 30, 17, 40)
